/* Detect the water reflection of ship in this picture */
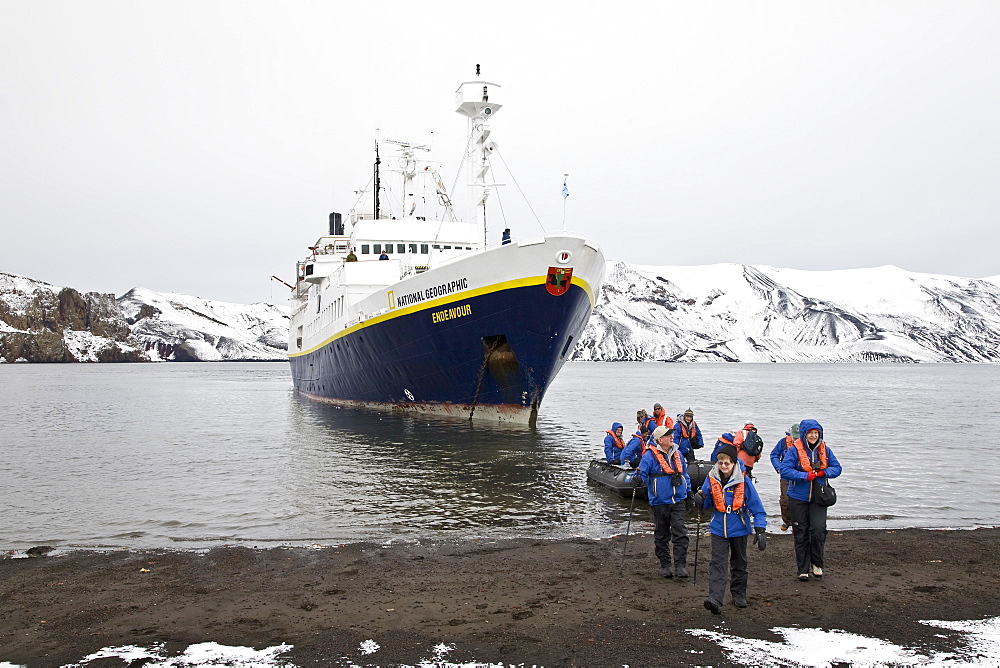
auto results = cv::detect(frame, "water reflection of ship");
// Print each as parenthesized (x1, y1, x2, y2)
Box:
(285, 395, 612, 538)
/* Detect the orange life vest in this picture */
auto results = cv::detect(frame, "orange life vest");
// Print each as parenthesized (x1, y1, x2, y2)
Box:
(653, 410, 675, 429)
(792, 438, 828, 471)
(678, 421, 698, 440)
(708, 474, 745, 513)
(606, 429, 625, 451)
(649, 446, 684, 476)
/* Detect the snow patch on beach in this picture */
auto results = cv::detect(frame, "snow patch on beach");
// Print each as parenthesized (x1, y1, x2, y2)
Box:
(64, 642, 293, 666)
(689, 615, 1000, 666)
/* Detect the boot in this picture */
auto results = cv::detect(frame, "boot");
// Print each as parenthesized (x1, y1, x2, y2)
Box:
(703, 598, 722, 615)
(660, 565, 673, 578)
(674, 563, 689, 578)
(732, 593, 747, 608)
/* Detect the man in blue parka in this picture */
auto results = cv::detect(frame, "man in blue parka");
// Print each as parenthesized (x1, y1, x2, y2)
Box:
(620, 421, 649, 468)
(603, 422, 626, 464)
(769, 423, 799, 531)
(638, 425, 692, 579)
(779, 419, 843, 581)
(697, 443, 767, 614)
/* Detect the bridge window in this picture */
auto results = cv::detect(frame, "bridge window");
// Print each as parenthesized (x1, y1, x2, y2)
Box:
(408, 243, 417, 253)
(421, 244, 429, 254)
(373, 244, 381, 253)
(396, 244, 405, 253)
(361, 244, 370, 254)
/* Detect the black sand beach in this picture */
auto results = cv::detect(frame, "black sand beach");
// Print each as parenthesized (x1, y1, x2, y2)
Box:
(2, 528, 998, 666)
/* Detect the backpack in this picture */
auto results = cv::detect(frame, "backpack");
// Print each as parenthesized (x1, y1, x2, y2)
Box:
(741, 430, 764, 457)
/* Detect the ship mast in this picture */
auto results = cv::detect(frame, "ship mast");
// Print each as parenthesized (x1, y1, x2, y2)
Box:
(455, 64, 502, 246)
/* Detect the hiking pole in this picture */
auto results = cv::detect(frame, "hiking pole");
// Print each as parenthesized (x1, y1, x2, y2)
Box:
(619, 484, 638, 574)
(693, 507, 702, 585)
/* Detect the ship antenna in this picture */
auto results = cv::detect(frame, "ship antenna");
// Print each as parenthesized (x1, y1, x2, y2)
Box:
(374, 139, 381, 221)
(476, 63, 480, 76)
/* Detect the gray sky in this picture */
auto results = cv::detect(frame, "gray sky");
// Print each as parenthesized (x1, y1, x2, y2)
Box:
(2, 1, 999, 304)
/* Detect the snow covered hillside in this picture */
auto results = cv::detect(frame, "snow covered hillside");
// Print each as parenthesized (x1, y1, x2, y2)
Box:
(575, 262, 1000, 362)
(0, 272, 288, 362)
(4, 263, 1000, 363)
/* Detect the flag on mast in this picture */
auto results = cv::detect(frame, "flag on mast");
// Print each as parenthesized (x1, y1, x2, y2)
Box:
(562, 177, 569, 198)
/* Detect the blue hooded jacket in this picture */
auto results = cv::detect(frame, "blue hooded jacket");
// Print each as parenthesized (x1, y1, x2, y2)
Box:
(710, 433, 736, 462)
(770, 434, 791, 472)
(699, 462, 767, 538)
(779, 419, 843, 502)
(620, 431, 644, 467)
(603, 422, 625, 463)
(638, 443, 691, 506)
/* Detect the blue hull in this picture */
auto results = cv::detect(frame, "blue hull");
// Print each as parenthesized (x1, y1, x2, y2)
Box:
(289, 280, 592, 423)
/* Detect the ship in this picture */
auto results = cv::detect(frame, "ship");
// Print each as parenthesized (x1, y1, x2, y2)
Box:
(287, 68, 605, 425)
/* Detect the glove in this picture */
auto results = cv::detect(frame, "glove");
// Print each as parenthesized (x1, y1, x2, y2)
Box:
(816, 470, 826, 477)
(753, 527, 767, 551)
(671, 473, 683, 486)
(694, 492, 704, 507)
(807, 471, 819, 481)
(685, 490, 695, 511)
(632, 475, 644, 487)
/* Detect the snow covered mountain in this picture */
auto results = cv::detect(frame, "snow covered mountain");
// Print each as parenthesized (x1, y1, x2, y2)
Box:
(117, 287, 287, 361)
(0, 272, 287, 362)
(575, 262, 1000, 362)
(4, 264, 1000, 363)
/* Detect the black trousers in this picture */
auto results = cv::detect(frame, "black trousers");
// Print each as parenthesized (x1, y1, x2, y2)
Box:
(708, 534, 748, 605)
(651, 502, 689, 568)
(789, 497, 828, 574)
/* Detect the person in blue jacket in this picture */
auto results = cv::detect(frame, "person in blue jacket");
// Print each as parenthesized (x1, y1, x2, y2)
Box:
(638, 425, 693, 579)
(696, 443, 767, 614)
(779, 419, 843, 581)
(619, 420, 649, 468)
(603, 422, 626, 464)
(673, 408, 704, 462)
(769, 423, 799, 531)
(709, 432, 736, 462)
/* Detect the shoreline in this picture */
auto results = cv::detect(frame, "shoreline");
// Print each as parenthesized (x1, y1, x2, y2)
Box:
(2, 527, 999, 666)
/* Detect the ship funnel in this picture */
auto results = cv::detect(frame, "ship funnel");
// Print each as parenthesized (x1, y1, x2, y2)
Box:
(328, 212, 343, 236)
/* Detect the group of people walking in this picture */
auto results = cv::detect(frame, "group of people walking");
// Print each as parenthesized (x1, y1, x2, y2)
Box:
(600, 408, 843, 614)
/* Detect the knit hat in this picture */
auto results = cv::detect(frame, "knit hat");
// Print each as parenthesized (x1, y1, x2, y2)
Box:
(716, 444, 739, 463)
(683, 408, 694, 418)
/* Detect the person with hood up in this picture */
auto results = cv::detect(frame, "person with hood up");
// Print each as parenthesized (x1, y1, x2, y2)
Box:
(638, 425, 692, 579)
(710, 432, 736, 462)
(695, 443, 768, 614)
(732, 422, 763, 478)
(779, 419, 843, 581)
(651, 403, 674, 430)
(603, 422, 626, 464)
(619, 419, 651, 468)
(769, 423, 800, 531)
(674, 408, 704, 463)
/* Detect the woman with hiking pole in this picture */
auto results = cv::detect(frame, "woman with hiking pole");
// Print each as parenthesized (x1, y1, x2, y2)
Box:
(695, 444, 767, 614)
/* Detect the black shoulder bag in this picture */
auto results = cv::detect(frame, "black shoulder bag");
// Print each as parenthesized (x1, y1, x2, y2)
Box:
(812, 479, 837, 507)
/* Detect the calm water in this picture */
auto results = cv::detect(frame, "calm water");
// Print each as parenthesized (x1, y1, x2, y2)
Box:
(1, 362, 998, 551)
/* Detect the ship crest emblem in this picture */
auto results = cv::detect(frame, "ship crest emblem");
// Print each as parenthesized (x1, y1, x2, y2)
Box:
(546, 267, 573, 296)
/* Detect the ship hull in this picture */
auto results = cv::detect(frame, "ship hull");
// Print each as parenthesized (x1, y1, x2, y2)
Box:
(289, 237, 603, 424)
